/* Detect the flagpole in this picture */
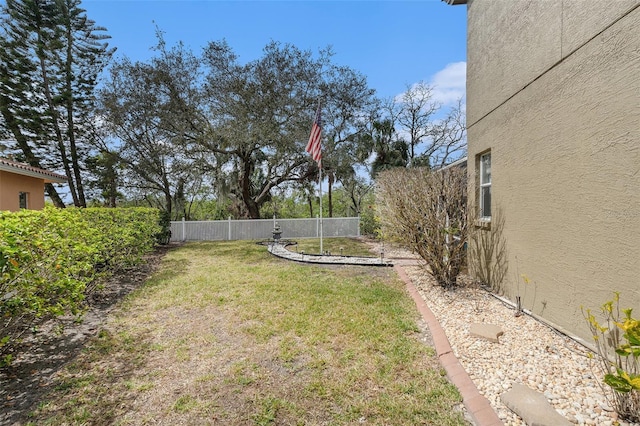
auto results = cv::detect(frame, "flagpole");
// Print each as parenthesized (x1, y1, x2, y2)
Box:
(319, 161, 323, 254)
(305, 100, 323, 254)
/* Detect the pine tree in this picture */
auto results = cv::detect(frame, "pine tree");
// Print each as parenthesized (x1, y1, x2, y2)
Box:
(0, 0, 113, 207)
(56, 0, 115, 206)
(0, 0, 65, 206)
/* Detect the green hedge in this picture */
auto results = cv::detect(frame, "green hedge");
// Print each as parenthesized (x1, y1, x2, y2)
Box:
(0, 207, 161, 366)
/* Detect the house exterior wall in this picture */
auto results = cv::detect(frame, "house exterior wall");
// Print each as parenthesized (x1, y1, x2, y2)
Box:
(0, 170, 46, 211)
(466, 0, 640, 342)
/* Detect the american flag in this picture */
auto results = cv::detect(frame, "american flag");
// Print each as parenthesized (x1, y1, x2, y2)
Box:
(305, 104, 322, 165)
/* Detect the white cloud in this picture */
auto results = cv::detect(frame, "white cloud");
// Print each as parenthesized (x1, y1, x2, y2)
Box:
(395, 61, 466, 108)
(430, 61, 466, 106)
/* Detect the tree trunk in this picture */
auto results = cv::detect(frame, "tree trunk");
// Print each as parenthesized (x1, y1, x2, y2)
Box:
(108, 191, 117, 208)
(350, 193, 359, 216)
(164, 190, 173, 219)
(307, 195, 314, 217)
(36, 39, 80, 207)
(159, 169, 173, 218)
(62, 0, 86, 207)
(45, 183, 66, 207)
(239, 155, 261, 219)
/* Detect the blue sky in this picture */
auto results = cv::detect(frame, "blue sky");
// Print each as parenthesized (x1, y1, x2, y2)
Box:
(82, 0, 467, 103)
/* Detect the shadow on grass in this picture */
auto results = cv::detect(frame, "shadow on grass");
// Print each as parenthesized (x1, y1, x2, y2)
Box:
(0, 244, 176, 425)
(13, 240, 467, 425)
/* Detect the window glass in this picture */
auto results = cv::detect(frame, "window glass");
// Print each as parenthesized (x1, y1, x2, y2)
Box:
(479, 152, 491, 218)
(19, 192, 28, 209)
(481, 186, 491, 218)
(480, 153, 491, 185)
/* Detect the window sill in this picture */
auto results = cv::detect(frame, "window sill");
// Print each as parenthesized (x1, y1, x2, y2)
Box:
(474, 218, 492, 230)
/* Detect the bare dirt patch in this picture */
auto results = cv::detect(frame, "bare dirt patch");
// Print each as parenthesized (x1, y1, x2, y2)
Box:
(0, 243, 177, 426)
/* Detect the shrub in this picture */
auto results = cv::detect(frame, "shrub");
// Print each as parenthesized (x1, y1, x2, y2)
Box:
(467, 206, 508, 293)
(584, 293, 639, 423)
(359, 202, 380, 237)
(376, 166, 467, 287)
(80, 207, 161, 269)
(0, 207, 160, 366)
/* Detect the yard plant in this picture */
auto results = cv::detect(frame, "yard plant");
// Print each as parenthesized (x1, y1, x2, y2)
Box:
(376, 166, 467, 288)
(584, 292, 640, 423)
(29, 240, 466, 425)
(0, 207, 160, 366)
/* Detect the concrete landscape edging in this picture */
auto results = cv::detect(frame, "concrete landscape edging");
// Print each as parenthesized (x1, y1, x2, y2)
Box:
(394, 265, 504, 426)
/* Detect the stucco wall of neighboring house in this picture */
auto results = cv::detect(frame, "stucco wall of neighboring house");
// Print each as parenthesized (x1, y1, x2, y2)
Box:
(0, 170, 46, 211)
(466, 1, 640, 343)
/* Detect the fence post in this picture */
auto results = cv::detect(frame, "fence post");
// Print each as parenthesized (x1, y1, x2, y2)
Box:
(182, 217, 186, 242)
(228, 216, 232, 241)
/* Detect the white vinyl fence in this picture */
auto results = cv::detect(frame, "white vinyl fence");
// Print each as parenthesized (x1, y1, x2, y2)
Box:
(170, 217, 360, 242)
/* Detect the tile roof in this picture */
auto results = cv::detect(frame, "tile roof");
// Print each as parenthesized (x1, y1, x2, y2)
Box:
(0, 158, 68, 183)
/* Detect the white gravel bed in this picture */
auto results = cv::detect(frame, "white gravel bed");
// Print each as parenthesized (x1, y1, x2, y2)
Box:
(401, 263, 639, 426)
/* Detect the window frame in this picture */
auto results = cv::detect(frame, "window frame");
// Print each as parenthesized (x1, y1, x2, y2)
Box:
(479, 151, 491, 220)
(19, 191, 28, 209)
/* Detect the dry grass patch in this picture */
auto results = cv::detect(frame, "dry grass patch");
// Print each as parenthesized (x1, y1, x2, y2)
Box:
(28, 240, 467, 425)
(293, 237, 377, 257)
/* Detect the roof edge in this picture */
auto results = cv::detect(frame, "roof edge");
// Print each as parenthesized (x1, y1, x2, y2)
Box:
(0, 158, 68, 183)
(438, 156, 468, 171)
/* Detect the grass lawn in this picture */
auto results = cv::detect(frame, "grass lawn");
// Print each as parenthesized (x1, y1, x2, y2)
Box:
(290, 237, 378, 257)
(29, 239, 466, 425)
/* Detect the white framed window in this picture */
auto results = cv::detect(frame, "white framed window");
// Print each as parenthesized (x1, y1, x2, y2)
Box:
(479, 152, 491, 219)
(19, 192, 28, 209)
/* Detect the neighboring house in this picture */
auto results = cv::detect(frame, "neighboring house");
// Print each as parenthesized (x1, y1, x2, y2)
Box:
(447, 0, 640, 343)
(0, 158, 67, 211)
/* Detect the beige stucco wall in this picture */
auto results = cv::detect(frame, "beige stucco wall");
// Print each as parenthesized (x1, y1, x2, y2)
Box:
(0, 171, 46, 211)
(466, 0, 640, 342)
(467, 0, 639, 126)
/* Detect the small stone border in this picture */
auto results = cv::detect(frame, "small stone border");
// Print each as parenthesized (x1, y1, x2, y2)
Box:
(266, 241, 393, 267)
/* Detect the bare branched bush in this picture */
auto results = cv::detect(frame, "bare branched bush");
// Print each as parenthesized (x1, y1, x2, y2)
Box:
(467, 206, 508, 293)
(376, 166, 467, 287)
